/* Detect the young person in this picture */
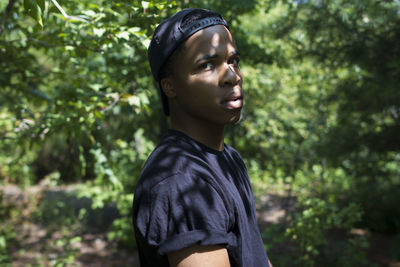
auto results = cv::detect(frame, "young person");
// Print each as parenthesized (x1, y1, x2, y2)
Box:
(132, 8, 272, 267)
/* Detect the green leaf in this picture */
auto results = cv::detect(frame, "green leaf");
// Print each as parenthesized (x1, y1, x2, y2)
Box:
(142, 38, 151, 49)
(126, 95, 140, 106)
(24, 0, 43, 27)
(36, 0, 45, 12)
(0, 236, 6, 249)
(141, 1, 149, 10)
(69, 236, 82, 244)
(116, 31, 130, 41)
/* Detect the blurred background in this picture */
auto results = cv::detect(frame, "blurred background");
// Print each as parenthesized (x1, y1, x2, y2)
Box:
(1, 0, 399, 266)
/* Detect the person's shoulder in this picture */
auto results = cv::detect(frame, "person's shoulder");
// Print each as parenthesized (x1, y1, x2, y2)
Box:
(145, 130, 200, 166)
(136, 130, 207, 189)
(224, 143, 243, 160)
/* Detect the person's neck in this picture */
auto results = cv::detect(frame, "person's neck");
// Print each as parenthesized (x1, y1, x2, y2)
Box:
(170, 119, 225, 151)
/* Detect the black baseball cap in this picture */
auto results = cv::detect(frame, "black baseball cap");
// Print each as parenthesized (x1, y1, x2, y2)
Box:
(148, 8, 230, 115)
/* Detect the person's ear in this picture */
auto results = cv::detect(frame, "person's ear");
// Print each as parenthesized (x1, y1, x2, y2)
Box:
(160, 77, 176, 98)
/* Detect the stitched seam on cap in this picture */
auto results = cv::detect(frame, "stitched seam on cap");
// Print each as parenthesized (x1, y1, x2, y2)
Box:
(181, 17, 227, 37)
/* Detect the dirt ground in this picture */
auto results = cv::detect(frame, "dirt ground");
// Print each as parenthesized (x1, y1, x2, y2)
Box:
(2, 183, 399, 267)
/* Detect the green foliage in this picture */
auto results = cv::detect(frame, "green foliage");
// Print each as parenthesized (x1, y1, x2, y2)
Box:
(0, 221, 13, 265)
(50, 233, 81, 266)
(1, 0, 400, 265)
(76, 184, 136, 246)
(0, 193, 19, 266)
(24, 0, 43, 27)
(286, 198, 364, 266)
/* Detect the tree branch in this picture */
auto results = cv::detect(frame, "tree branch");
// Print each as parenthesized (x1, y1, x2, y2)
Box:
(0, 0, 17, 37)
(50, 0, 88, 22)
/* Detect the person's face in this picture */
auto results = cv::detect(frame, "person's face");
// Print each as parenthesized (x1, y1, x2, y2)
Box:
(165, 24, 243, 127)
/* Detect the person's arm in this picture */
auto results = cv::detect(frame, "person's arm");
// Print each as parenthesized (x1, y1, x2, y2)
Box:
(168, 244, 230, 267)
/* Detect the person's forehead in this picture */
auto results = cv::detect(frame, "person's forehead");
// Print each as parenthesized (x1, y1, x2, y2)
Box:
(181, 25, 236, 56)
(185, 25, 233, 45)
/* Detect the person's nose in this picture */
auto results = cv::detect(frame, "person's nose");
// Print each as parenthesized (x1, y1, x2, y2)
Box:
(220, 62, 241, 87)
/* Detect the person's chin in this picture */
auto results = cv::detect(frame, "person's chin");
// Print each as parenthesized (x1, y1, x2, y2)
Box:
(226, 110, 242, 124)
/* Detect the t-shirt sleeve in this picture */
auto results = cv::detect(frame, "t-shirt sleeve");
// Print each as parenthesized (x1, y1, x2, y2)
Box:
(135, 172, 236, 255)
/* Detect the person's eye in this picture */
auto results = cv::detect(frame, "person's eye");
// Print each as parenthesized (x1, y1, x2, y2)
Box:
(229, 57, 240, 67)
(199, 62, 214, 70)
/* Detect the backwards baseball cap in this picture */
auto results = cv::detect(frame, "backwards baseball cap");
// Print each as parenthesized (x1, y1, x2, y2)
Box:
(148, 8, 230, 115)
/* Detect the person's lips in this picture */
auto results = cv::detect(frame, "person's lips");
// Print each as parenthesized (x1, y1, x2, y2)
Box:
(221, 93, 243, 109)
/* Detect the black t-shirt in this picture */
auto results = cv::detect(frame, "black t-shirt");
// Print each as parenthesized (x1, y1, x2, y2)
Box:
(132, 130, 269, 267)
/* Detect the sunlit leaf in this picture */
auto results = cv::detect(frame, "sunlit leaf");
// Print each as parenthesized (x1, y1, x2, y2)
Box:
(36, 0, 45, 12)
(24, 0, 43, 26)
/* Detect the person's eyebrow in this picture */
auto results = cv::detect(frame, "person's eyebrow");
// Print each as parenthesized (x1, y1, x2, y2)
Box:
(195, 54, 219, 63)
(195, 50, 240, 63)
